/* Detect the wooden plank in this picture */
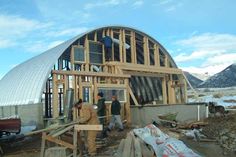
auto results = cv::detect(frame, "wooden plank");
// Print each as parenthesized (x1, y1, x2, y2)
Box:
(52, 74, 59, 118)
(74, 125, 103, 131)
(51, 125, 74, 137)
(122, 29, 126, 63)
(130, 31, 136, 64)
(43, 134, 75, 150)
(125, 79, 131, 125)
(94, 31, 97, 42)
(111, 29, 114, 61)
(40, 132, 46, 157)
(128, 86, 139, 106)
(97, 83, 126, 88)
(165, 54, 168, 67)
(154, 44, 160, 66)
(73, 127, 77, 157)
(52, 70, 131, 78)
(123, 71, 165, 78)
(162, 77, 167, 104)
(107, 62, 183, 74)
(143, 36, 150, 65)
(70, 46, 75, 70)
(119, 29, 123, 62)
(85, 35, 90, 71)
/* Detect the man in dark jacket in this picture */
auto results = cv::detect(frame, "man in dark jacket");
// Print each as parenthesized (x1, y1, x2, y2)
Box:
(107, 95, 123, 131)
(96, 92, 106, 125)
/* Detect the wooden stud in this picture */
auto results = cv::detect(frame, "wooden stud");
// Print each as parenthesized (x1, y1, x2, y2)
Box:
(154, 44, 160, 66)
(40, 132, 46, 157)
(70, 46, 75, 71)
(128, 86, 139, 106)
(52, 74, 59, 118)
(110, 29, 115, 61)
(143, 36, 150, 65)
(73, 127, 77, 157)
(119, 29, 123, 62)
(75, 125, 103, 131)
(85, 35, 90, 71)
(78, 76, 82, 99)
(122, 29, 126, 63)
(162, 77, 167, 104)
(94, 31, 97, 42)
(125, 79, 131, 124)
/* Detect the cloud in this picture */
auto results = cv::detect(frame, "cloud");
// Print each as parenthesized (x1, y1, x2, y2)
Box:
(24, 40, 64, 53)
(156, 0, 183, 12)
(46, 27, 89, 37)
(0, 14, 51, 49)
(174, 33, 236, 62)
(132, 0, 144, 8)
(84, 0, 127, 10)
(0, 39, 15, 48)
(181, 63, 232, 76)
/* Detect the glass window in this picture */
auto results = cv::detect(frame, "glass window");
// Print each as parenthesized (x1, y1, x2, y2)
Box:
(89, 42, 103, 64)
(74, 47, 85, 62)
(98, 88, 126, 102)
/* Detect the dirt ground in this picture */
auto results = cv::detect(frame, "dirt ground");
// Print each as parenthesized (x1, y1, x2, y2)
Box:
(1, 113, 236, 157)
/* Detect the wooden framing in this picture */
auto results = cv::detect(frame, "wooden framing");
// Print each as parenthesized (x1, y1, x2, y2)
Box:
(48, 27, 187, 126)
(40, 124, 102, 157)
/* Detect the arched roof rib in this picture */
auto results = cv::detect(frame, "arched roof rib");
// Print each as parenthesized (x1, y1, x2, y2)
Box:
(0, 26, 178, 106)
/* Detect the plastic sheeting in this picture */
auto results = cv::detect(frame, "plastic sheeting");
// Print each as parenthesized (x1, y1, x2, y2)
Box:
(133, 124, 201, 157)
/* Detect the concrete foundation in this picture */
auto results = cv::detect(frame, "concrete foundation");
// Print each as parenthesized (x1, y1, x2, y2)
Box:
(0, 103, 44, 128)
(130, 103, 207, 127)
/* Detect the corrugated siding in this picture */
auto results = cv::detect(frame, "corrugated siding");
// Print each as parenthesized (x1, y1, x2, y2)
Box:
(0, 26, 178, 106)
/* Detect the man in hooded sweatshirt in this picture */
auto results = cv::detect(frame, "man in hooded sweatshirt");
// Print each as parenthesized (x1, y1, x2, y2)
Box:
(96, 92, 106, 125)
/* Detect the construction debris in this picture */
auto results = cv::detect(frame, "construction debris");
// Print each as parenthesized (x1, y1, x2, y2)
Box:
(116, 124, 201, 157)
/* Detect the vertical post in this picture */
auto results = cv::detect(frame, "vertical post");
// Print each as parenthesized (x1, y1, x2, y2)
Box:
(94, 31, 97, 42)
(165, 54, 168, 67)
(154, 44, 160, 66)
(110, 29, 114, 61)
(52, 74, 59, 118)
(119, 29, 123, 62)
(73, 127, 78, 157)
(71, 46, 75, 71)
(143, 36, 150, 65)
(40, 132, 46, 157)
(122, 29, 126, 63)
(162, 77, 167, 104)
(130, 31, 136, 64)
(167, 75, 176, 104)
(102, 29, 105, 63)
(94, 77, 98, 104)
(125, 79, 131, 125)
(85, 35, 90, 71)
(183, 79, 187, 103)
(78, 76, 82, 100)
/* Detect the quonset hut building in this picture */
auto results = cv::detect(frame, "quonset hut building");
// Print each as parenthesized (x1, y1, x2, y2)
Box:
(0, 26, 187, 127)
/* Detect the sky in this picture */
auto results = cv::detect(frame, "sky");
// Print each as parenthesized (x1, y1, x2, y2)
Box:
(0, 0, 236, 80)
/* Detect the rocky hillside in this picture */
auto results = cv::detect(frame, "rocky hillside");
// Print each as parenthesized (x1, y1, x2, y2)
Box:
(198, 64, 236, 88)
(183, 71, 203, 88)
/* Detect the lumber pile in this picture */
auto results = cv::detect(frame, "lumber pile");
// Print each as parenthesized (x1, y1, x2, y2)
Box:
(116, 131, 155, 157)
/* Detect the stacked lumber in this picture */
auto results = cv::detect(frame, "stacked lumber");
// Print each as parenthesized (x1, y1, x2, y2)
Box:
(116, 131, 155, 157)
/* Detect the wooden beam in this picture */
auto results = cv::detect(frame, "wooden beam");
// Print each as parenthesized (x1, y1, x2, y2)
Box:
(162, 77, 167, 104)
(154, 44, 160, 66)
(107, 62, 183, 74)
(52, 74, 59, 118)
(131, 31, 136, 64)
(165, 54, 168, 67)
(94, 31, 97, 42)
(85, 35, 89, 71)
(111, 29, 114, 61)
(43, 134, 75, 150)
(40, 132, 46, 157)
(143, 36, 150, 65)
(167, 75, 176, 104)
(119, 29, 123, 62)
(128, 86, 139, 106)
(74, 125, 103, 131)
(52, 70, 131, 78)
(73, 127, 77, 157)
(125, 79, 131, 124)
(70, 46, 75, 70)
(122, 29, 126, 63)
(123, 71, 165, 78)
(97, 83, 126, 88)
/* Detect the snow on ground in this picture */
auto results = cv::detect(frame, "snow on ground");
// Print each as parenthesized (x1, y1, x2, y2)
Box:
(188, 95, 236, 107)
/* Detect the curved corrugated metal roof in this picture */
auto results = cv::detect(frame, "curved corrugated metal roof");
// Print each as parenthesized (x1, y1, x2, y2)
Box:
(0, 26, 178, 106)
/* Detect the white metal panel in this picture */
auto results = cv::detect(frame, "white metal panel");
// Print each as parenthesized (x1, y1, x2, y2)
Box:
(0, 26, 178, 106)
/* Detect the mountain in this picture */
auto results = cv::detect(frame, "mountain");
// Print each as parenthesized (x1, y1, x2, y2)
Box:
(183, 71, 203, 88)
(191, 73, 211, 81)
(198, 64, 236, 88)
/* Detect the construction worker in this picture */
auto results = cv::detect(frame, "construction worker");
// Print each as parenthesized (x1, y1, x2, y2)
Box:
(107, 95, 124, 132)
(74, 99, 99, 156)
(101, 35, 113, 61)
(96, 92, 107, 138)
